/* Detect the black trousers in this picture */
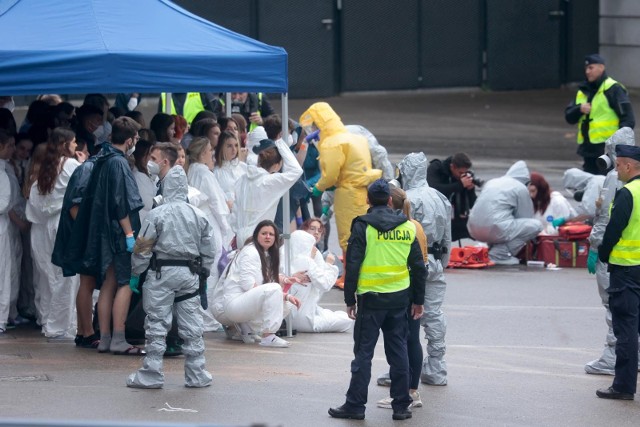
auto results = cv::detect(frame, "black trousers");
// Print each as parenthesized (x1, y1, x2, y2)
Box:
(609, 268, 640, 394)
(345, 306, 411, 412)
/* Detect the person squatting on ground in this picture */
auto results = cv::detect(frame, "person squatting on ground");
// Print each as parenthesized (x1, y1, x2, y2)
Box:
(212, 220, 301, 348)
(585, 127, 640, 376)
(26, 128, 82, 339)
(299, 102, 381, 255)
(561, 167, 606, 224)
(427, 152, 478, 241)
(467, 160, 543, 265)
(398, 152, 452, 386)
(329, 179, 426, 421)
(528, 172, 576, 236)
(565, 53, 635, 175)
(66, 117, 144, 354)
(375, 184, 428, 409)
(126, 166, 215, 389)
(595, 143, 640, 401)
(285, 229, 352, 333)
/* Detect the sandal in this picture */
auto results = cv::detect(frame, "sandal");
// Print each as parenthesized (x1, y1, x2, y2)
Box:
(79, 333, 101, 349)
(112, 346, 146, 356)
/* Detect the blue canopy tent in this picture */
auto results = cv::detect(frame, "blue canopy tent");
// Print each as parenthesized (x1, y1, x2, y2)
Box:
(0, 0, 287, 94)
(0, 0, 296, 323)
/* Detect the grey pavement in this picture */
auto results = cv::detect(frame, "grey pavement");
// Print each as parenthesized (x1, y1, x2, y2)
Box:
(3, 89, 640, 426)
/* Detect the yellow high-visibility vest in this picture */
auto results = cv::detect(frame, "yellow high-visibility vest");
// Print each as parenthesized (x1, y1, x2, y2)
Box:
(160, 93, 177, 115)
(357, 221, 416, 294)
(609, 179, 640, 266)
(576, 77, 621, 144)
(183, 92, 204, 124)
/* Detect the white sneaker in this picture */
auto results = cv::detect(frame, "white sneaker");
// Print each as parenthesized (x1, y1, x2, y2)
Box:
(376, 392, 422, 409)
(47, 332, 76, 342)
(259, 335, 290, 348)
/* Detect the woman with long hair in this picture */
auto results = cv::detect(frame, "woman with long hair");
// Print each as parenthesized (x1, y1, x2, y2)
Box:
(25, 127, 83, 339)
(149, 113, 176, 143)
(213, 131, 248, 205)
(212, 220, 301, 348)
(528, 172, 576, 235)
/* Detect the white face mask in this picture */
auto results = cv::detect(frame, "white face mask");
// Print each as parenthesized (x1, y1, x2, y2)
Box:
(126, 144, 135, 156)
(147, 160, 160, 177)
(1, 100, 15, 112)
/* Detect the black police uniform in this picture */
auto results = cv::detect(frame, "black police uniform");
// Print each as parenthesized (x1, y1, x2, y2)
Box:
(335, 198, 427, 417)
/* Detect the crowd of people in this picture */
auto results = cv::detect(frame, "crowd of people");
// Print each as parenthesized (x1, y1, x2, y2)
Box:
(0, 51, 638, 415)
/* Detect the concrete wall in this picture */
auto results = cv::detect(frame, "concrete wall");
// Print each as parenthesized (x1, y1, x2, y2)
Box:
(600, 0, 640, 88)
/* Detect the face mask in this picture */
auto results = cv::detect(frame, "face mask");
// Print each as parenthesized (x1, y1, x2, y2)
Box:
(127, 97, 138, 111)
(93, 125, 104, 139)
(231, 101, 243, 114)
(126, 144, 135, 156)
(1, 100, 15, 112)
(147, 160, 160, 177)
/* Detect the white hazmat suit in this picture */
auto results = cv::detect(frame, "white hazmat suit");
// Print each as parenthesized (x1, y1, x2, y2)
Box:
(398, 152, 452, 385)
(230, 138, 302, 248)
(285, 230, 352, 333)
(127, 166, 215, 389)
(0, 159, 14, 332)
(585, 127, 640, 375)
(563, 168, 605, 219)
(467, 160, 542, 265)
(25, 158, 80, 338)
(345, 125, 395, 180)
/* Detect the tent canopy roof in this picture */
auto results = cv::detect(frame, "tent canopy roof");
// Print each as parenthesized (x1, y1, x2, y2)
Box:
(0, 0, 288, 95)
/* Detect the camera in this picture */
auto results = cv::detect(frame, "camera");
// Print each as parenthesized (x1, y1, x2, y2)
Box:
(461, 170, 484, 187)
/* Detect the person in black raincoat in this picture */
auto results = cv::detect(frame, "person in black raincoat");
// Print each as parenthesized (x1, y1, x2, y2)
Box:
(66, 116, 145, 355)
(52, 152, 99, 348)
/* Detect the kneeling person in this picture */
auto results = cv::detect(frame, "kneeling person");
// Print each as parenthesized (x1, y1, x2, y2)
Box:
(127, 166, 216, 389)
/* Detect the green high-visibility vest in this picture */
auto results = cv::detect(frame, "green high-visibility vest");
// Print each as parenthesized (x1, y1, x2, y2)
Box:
(248, 93, 264, 132)
(160, 93, 177, 115)
(576, 77, 621, 144)
(356, 221, 416, 294)
(609, 179, 640, 266)
(183, 92, 204, 124)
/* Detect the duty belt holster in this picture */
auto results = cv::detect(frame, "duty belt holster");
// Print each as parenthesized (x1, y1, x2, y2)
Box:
(149, 253, 209, 310)
(428, 241, 448, 261)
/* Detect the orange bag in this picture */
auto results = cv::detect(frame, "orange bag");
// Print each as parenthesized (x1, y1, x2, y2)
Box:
(558, 222, 592, 241)
(447, 246, 495, 269)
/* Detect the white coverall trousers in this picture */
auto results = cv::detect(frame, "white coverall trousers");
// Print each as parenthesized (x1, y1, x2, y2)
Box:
(224, 283, 284, 334)
(421, 254, 448, 385)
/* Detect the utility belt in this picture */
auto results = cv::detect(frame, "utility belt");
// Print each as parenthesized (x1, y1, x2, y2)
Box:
(428, 240, 448, 261)
(149, 253, 210, 309)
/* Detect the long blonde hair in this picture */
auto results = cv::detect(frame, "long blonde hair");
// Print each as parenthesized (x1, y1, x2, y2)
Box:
(390, 187, 412, 220)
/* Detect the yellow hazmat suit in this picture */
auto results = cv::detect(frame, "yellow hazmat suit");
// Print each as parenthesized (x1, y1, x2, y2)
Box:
(300, 102, 381, 253)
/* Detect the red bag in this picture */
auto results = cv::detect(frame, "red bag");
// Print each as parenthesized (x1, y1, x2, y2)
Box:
(558, 223, 592, 241)
(448, 246, 495, 269)
(533, 236, 589, 268)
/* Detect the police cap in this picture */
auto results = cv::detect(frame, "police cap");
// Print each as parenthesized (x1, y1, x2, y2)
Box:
(252, 138, 276, 154)
(367, 178, 390, 201)
(584, 54, 605, 66)
(615, 144, 640, 162)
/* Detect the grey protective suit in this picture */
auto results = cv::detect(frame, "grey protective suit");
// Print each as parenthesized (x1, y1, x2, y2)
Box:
(398, 152, 452, 385)
(562, 168, 605, 219)
(346, 125, 395, 180)
(467, 161, 542, 265)
(585, 127, 640, 375)
(127, 166, 216, 388)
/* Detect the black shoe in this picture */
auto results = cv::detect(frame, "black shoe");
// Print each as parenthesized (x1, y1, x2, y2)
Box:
(392, 407, 412, 420)
(328, 404, 365, 420)
(596, 387, 634, 400)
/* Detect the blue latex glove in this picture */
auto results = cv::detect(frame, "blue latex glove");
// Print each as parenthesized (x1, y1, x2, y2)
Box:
(129, 275, 140, 294)
(587, 249, 598, 274)
(551, 217, 566, 229)
(305, 129, 320, 142)
(312, 186, 323, 198)
(126, 235, 135, 253)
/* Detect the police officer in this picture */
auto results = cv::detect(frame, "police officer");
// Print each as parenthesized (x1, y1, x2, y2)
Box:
(565, 54, 635, 175)
(596, 144, 640, 400)
(328, 179, 427, 421)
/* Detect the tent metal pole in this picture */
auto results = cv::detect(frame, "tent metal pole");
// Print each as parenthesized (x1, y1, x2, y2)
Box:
(165, 92, 172, 115)
(282, 92, 294, 338)
(225, 92, 232, 117)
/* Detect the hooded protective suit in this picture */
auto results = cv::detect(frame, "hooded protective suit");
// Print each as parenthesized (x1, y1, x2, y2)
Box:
(230, 138, 302, 248)
(585, 127, 640, 375)
(285, 230, 352, 333)
(299, 103, 382, 253)
(25, 158, 81, 337)
(563, 168, 605, 219)
(467, 161, 542, 264)
(398, 152, 451, 385)
(245, 126, 267, 167)
(345, 125, 394, 180)
(214, 159, 247, 203)
(127, 166, 215, 389)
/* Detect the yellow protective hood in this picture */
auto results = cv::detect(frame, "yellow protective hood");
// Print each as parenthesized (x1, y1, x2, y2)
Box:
(299, 102, 347, 141)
